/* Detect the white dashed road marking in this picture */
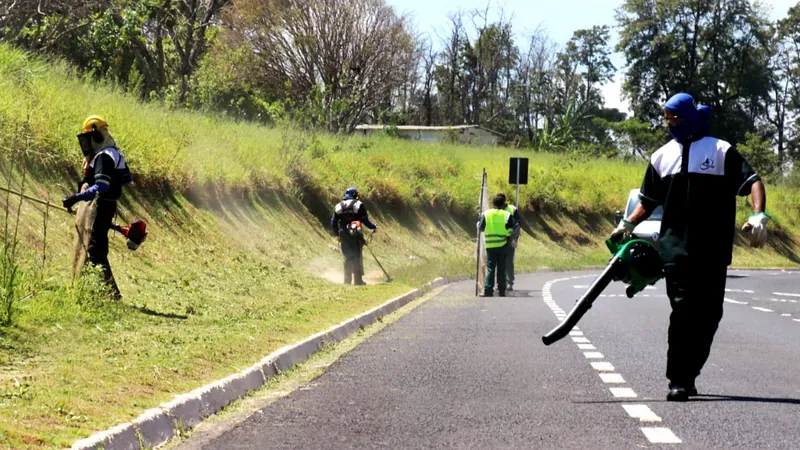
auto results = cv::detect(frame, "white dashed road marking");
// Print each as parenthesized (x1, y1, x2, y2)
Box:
(622, 405, 662, 422)
(641, 428, 683, 444)
(726, 288, 754, 294)
(610, 387, 638, 398)
(599, 373, 626, 383)
(724, 298, 748, 305)
(591, 362, 615, 372)
(542, 277, 680, 445)
(774, 292, 800, 297)
(752, 307, 774, 312)
(782, 314, 792, 317)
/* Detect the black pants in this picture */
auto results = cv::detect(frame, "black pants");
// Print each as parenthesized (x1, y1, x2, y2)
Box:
(664, 262, 727, 387)
(340, 232, 364, 285)
(484, 244, 508, 294)
(88, 199, 121, 297)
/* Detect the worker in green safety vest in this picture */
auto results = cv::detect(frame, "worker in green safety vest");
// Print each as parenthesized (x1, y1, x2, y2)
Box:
(478, 194, 518, 297)
(498, 193, 521, 291)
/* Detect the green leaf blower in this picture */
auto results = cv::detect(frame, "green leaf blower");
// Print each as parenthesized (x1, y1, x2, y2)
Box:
(541, 236, 664, 346)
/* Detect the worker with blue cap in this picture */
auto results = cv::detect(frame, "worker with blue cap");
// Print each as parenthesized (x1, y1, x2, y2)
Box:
(611, 93, 769, 401)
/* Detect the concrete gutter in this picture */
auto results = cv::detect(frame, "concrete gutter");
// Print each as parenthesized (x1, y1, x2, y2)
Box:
(71, 277, 455, 450)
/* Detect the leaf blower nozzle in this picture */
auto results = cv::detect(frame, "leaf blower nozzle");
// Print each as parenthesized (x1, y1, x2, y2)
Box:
(112, 220, 148, 251)
(541, 236, 664, 346)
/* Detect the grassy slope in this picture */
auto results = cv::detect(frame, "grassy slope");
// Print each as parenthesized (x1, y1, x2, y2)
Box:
(0, 44, 799, 448)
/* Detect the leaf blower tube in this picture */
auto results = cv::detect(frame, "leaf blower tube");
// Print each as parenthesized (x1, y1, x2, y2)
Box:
(541, 236, 664, 346)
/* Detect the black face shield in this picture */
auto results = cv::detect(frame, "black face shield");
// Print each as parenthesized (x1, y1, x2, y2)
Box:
(77, 132, 95, 157)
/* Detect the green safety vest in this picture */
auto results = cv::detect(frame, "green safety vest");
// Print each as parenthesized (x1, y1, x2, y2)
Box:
(504, 205, 517, 237)
(484, 209, 510, 248)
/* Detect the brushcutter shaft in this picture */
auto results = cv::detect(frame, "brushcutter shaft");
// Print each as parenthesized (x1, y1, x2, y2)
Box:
(0, 186, 69, 213)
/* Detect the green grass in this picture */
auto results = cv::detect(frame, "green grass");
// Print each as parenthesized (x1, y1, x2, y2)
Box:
(0, 43, 799, 449)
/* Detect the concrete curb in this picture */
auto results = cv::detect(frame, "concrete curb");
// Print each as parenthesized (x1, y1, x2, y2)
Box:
(71, 277, 456, 450)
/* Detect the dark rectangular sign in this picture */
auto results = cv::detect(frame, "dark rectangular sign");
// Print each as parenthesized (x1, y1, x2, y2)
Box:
(509, 157, 529, 185)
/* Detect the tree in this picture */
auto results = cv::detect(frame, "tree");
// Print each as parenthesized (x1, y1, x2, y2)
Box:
(1, 0, 229, 103)
(567, 25, 615, 105)
(774, 4, 800, 164)
(222, 0, 416, 133)
(616, 0, 773, 145)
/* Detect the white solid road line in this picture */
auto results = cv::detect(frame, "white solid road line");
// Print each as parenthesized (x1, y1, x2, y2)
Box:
(577, 344, 596, 350)
(641, 427, 683, 444)
(591, 362, 615, 372)
(774, 292, 800, 297)
(622, 405, 662, 422)
(609, 387, 637, 398)
(599, 373, 625, 383)
(724, 298, 748, 305)
(752, 307, 774, 312)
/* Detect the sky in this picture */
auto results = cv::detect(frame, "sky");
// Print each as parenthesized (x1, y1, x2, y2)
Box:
(386, 0, 799, 115)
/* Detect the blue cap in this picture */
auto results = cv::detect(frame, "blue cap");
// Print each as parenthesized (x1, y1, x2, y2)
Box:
(664, 93, 700, 141)
(343, 187, 359, 200)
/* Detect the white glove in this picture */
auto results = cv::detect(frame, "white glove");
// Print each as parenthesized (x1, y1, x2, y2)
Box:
(611, 219, 635, 241)
(742, 212, 769, 248)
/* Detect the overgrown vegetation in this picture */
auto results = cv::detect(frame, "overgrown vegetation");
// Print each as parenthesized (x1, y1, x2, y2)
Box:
(0, 1, 793, 166)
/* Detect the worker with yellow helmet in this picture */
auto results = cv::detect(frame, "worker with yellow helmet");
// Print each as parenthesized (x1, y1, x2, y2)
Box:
(62, 115, 134, 298)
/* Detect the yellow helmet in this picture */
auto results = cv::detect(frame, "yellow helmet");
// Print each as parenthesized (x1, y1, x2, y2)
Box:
(81, 115, 109, 134)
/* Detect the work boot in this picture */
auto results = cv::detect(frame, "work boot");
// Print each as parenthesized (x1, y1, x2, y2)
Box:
(507, 284, 514, 292)
(498, 291, 506, 297)
(482, 290, 493, 297)
(667, 385, 690, 402)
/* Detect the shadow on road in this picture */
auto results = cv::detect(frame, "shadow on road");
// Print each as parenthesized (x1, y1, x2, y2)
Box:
(506, 289, 534, 298)
(576, 394, 800, 406)
(690, 394, 800, 405)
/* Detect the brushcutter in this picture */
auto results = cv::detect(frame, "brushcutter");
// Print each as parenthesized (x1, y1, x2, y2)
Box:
(0, 185, 149, 251)
(347, 220, 392, 283)
(541, 235, 664, 346)
(365, 231, 392, 283)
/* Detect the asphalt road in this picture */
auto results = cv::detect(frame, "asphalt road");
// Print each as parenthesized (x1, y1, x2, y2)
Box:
(184, 268, 800, 449)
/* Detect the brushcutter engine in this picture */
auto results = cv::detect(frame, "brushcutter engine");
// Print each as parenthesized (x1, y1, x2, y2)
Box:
(347, 220, 363, 238)
(112, 220, 148, 251)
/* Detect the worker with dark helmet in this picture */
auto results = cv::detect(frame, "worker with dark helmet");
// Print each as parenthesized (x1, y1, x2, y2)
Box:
(330, 187, 377, 285)
(62, 115, 133, 299)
